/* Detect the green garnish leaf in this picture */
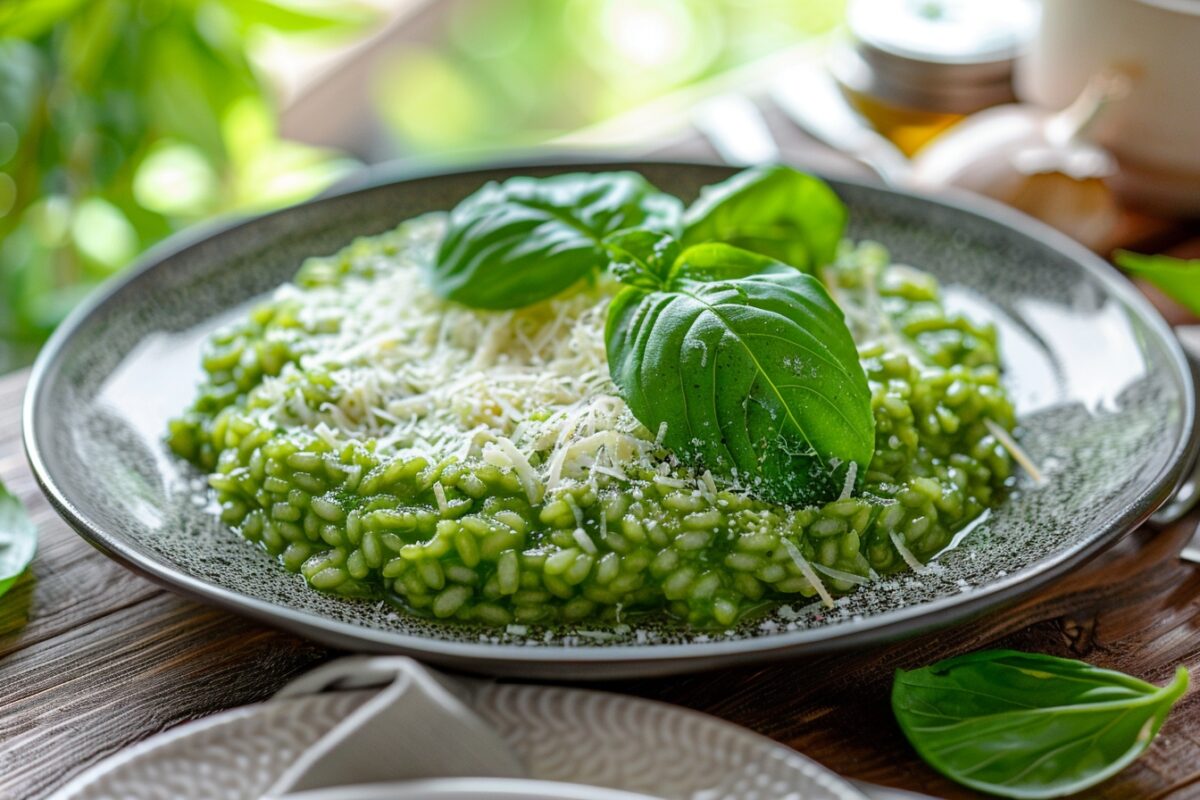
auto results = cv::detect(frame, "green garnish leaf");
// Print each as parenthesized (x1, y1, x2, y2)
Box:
(604, 232, 789, 287)
(605, 253, 873, 506)
(430, 167, 873, 504)
(0, 480, 37, 599)
(893, 649, 1190, 799)
(603, 229, 680, 290)
(431, 171, 682, 309)
(667, 242, 793, 284)
(1114, 250, 1200, 316)
(682, 165, 847, 271)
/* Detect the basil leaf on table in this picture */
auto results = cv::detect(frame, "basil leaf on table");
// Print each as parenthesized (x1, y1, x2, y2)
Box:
(681, 165, 847, 271)
(1114, 250, 1200, 316)
(0, 480, 37, 599)
(431, 171, 682, 309)
(893, 649, 1191, 800)
(605, 250, 873, 506)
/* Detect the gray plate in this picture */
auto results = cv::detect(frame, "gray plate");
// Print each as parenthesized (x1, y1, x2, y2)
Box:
(23, 160, 1198, 678)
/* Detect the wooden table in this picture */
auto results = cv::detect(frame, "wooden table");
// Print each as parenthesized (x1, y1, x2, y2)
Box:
(3, 371, 1200, 799)
(4, 105, 1200, 798)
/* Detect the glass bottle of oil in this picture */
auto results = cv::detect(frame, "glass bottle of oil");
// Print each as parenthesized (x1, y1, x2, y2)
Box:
(832, 0, 1038, 156)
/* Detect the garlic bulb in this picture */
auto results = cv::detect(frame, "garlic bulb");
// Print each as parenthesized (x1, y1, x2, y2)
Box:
(910, 73, 1129, 249)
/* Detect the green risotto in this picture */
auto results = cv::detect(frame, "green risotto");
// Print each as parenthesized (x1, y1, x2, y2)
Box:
(168, 212, 1015, 629)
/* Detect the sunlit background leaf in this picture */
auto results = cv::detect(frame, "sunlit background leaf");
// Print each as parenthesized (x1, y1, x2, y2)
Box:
(0, 0, 844, 372)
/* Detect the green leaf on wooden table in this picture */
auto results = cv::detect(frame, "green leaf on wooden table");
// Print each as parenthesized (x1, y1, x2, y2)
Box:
(431, 172, 683, 309)
(1114, 251, 1200, 316)
(682, 165, 847, 272)
(893, 649, 1191, 799)
(605, 250, 873, 506)
(0, 480, 37, 599)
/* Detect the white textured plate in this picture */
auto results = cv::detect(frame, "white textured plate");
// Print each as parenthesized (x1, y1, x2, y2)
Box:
(50, 681, 865, 800)
(283, 778, 661, 800)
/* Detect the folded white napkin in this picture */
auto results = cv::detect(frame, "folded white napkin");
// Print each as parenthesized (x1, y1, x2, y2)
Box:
(46, 653, 922, 800)
(263, 657, 524, 796)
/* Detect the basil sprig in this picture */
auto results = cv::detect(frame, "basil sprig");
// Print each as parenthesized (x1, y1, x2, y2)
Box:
(1114, 250, 1200, 316)
(605, 230, 791, 285)
(606, 236, 872, 505)
(893, 650, 1191, 799)
(430, 171, 682, 309)
(681, 165, 847, 271)
(429, 166, 873, 506)
(0, 480, 36, 600)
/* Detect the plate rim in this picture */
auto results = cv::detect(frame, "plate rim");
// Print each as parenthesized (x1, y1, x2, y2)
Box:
(23, 157, 1199, 675)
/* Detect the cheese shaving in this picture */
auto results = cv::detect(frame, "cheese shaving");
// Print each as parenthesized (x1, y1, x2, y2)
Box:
(838, 462, 858, 501)
(889, 531, 926, 573)
(573, 528, 598, 554)
(812, 562, 871, 587)
(782, 538, 834, 609)
(984, 418, 1045, 486)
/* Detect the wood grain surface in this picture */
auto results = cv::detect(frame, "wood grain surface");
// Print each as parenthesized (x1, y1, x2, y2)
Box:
(2, 360, 1199, 799)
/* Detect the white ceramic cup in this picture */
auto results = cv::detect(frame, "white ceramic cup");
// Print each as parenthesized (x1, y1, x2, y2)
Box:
(1015, 0, 1200, 214)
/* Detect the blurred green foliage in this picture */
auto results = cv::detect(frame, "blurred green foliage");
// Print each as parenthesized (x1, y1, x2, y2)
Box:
(0, 0, 365, 370)
(0, 0, 843, 373)
(378, 0, 844, 153)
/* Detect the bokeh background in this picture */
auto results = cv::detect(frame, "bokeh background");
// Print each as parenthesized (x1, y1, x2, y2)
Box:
(6, 0, 1197, 376)
(0, 0, 843, 373)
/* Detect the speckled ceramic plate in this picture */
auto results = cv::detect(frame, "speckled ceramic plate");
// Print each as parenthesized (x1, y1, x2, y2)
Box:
(49, 663, 866, 800)
(24, 160, 1197, 678)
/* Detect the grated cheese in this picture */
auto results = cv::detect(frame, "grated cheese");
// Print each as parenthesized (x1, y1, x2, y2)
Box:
(782, 538, 834, 609)
(889, 531, 926, 573)
(812, 561, 871, 587)
(984, 418, 1045, 486)
(572, 528, 598, 554)
(250, 216, 668, 499)
(838, 462, 858, 500)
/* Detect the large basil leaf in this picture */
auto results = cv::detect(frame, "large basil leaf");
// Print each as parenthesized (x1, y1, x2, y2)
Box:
(1115, 250, 1200, 316)
(431, 171, 682, 309)
(682, 165, 847, 271)
(0, 480, 36, 599)
(893, 650, 1191, 799)
(606, 257, 873, 506)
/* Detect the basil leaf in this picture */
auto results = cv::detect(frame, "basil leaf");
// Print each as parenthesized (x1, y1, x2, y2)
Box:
(604, 233, 789, 288)
(431, 171, 682, 309)
(681, 165, 847, 271)
(0, 480, 36, 599)
(603, 229, 680, 290)
(893, 650, 1191, 799)
(1115, 250, 1200, 316)
(606, 259, 873, 506)
(667, 242, 792, 283)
